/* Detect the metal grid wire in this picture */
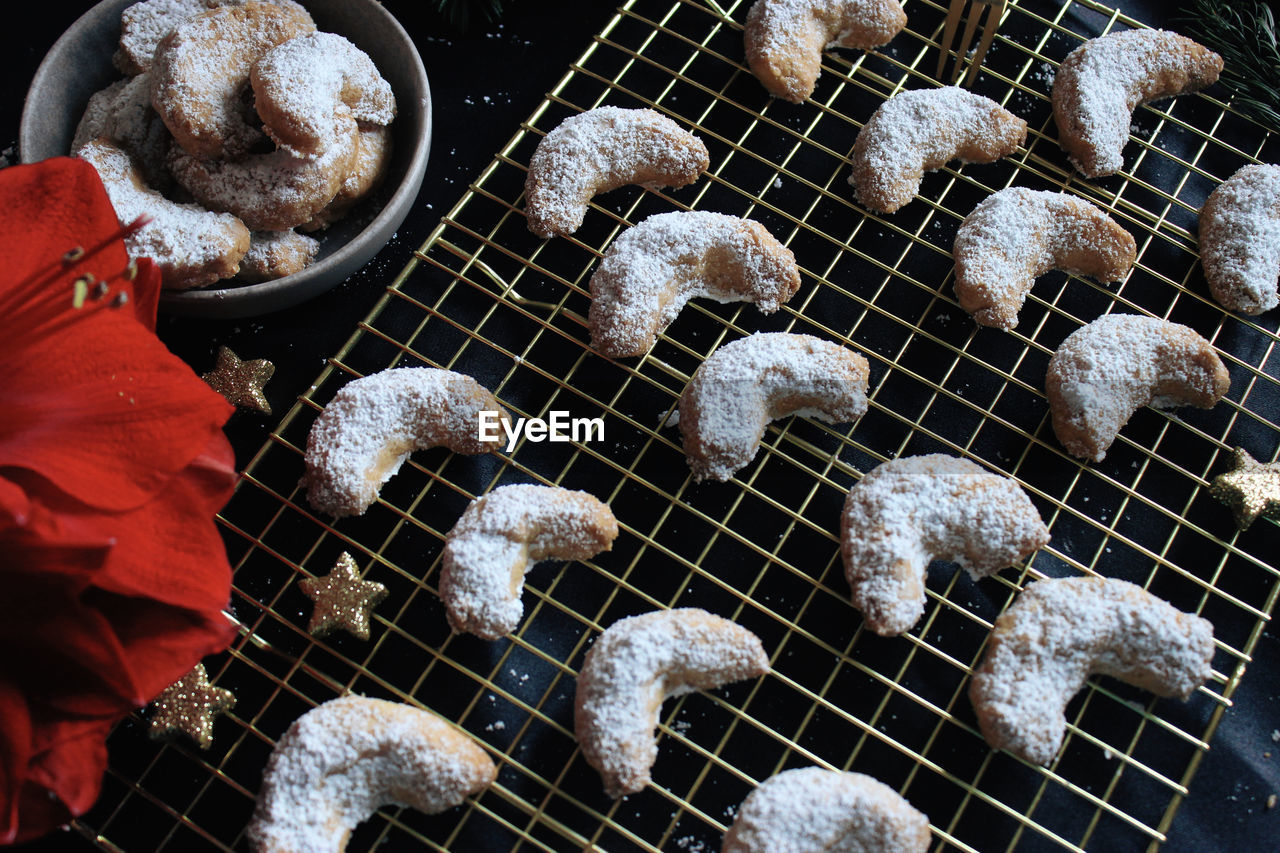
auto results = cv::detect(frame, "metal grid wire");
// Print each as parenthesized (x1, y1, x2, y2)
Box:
(76, 0, 1280, 850)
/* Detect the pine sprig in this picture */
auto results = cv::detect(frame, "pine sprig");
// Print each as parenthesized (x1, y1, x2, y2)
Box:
(433, 0, 508, 32)
(1179, 0, 1280, 130)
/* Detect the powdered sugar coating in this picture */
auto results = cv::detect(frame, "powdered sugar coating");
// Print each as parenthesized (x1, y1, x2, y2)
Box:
(574, 608, 769, 797)
(743, 0, 907, 103)
(679, 332, 870, 481)
(246, 695, 496, 852)
(440, 484, 619, 640)
(302, 367, 511, 518)
(115, 0, 312, 75)
(168, 115, 358, 230)
(239, 229, 319, 282)
(840, 454, 1050, 637)
(1051, 29, 1222, 178)
(848, 86, 1027, 214)
(78, 137, 250, 290)
(150, 1, 317, 159)
(301, 123, 393, 231)
(252, 32, 396, 156)
(1199, 163, 1280, 315)
(524, 107, 709, 238)
(953, 188, 1136, 330)
(73, 73, 175, 193)
(588, 211, 801, 357)
(1046, 314, 1229, 462)
(722, 767, 931, 853)
(969, 576, 1214, 765)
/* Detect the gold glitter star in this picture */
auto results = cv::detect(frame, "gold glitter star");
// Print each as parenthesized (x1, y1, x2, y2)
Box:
(148, 664, 236, 750)
(299, 552, 388, 640)
(201, 346, 274, 415)
(1210, 447, 1280, 530)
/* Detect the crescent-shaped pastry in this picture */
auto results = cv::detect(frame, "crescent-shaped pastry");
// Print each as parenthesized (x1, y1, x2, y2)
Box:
(722, 767, 931, 853)
(523, 106, 709, 238)
(167, 115, 360, 231)
(150, 1, 317, 159)
(251, 32, 396, 156)
(1051, 29, 1222, 178)
(574, 608, 770, 797)
(969, 576, 1215, 765)
(848, 86, 1027, 214)
(78, 137, 251, 290)
(1046, 314, 1230, 462)
(1199, 163, 1280, 315)
(840, 454, 1050, 637)
(678, 332, 870, 481)
(743, 0, 908, 103)
(246, 695, 497, 852)
(588, 211, 802, 358)
(953, 188, 1137, 330)
(440, 484, 619, 640)
(302, 367, 512, 518)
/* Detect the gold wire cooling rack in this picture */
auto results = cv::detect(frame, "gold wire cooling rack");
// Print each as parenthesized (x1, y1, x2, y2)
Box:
(76, 0, 1280, 850)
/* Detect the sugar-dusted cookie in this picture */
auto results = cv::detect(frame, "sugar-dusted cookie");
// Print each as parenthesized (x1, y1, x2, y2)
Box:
(679, 332, 869, 481)
(970, 576, 1214, 765)
(588, 211, 801, 357)
(1199, 163, 1280, 315)
(849, 86, 1026, 214)
(440, 484, 618, 640)
(524, 107, 708, 238)
(953, 188, 1136, 330)
(840, 454, 1049, 636)
(1046, 314, 1229, 461)
(1051, 29, 1221, 178)
(575, 608, 769, 797)
(744, 0, 907, 102)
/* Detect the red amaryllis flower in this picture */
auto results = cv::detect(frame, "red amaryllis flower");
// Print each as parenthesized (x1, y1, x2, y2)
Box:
(0, 158, 238, 844)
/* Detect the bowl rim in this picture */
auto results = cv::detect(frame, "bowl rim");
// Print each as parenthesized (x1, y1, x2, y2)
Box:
(19, 0, 432, 318)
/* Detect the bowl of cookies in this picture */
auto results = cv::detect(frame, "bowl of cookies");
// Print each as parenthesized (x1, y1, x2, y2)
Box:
(20, 0, 431, 317)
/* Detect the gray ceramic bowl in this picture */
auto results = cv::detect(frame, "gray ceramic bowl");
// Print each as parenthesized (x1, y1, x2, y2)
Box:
(20, 0, 431, 318)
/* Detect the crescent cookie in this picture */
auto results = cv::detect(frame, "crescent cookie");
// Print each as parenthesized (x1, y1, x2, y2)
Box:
(840, 454, 1050, 637)
(1051, 29, 1222, 178)
(251, 32, 396, 156)
(678, 332, 870, 481)
(114, 0, 313, 76)
(246, 695, 496, 852)
(150, 1, 317, 160)
(969, 576, 1215, 765)
(588, 211, 802, 358)
(440, 484, 619, 640)
(575, 608, 770, 798)
(1046, 314, 1230, 462)
(1198, 163, 1280, 315)
(743, 0, 907, 103)
(302, 367, 512, 518)
(524, 107, 709, 238)
(722, 767, 931, 853)
(300, 123, 394, 232)
(849, 86, 1027, 214)
(167, 115, 359, 231)
(953, 188, 1137, 330)
(78, 137, 250, 290)
(238, 230, 319, 282)
(72, 74, 174, 193)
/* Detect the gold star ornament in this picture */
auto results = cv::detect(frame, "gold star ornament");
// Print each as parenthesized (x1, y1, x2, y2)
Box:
(148, 664, 236, 750)
(1210, 447, 1280, 530)
(299, 552, 388, 640)
(201, 346, 274, 415)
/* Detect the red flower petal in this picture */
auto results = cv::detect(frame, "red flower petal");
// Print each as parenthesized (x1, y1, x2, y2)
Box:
(0, 157, 241, 842)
